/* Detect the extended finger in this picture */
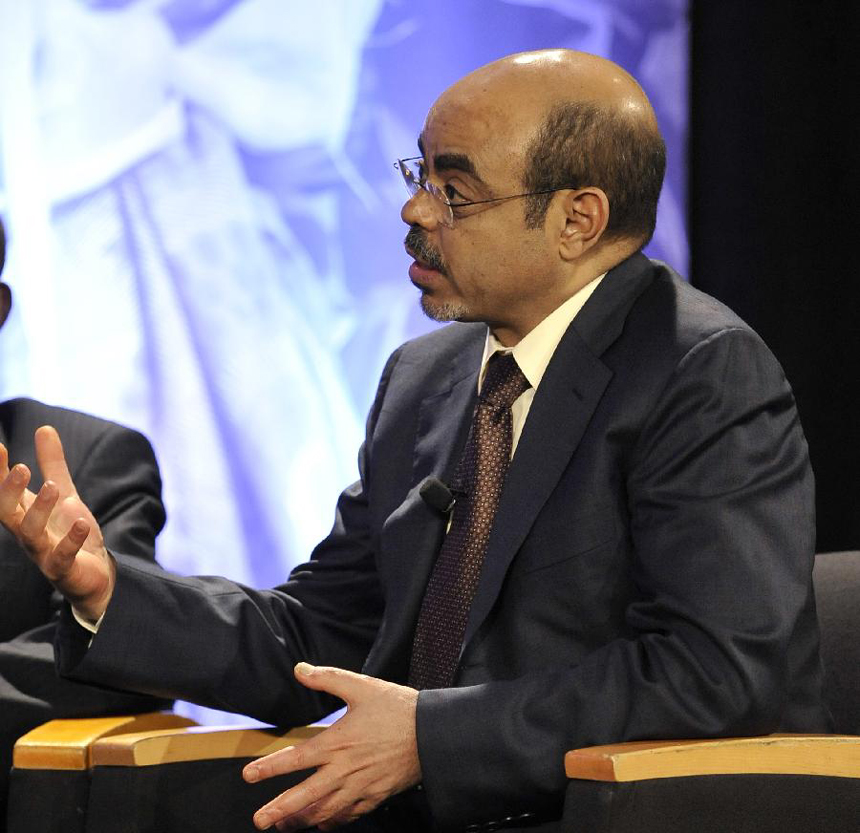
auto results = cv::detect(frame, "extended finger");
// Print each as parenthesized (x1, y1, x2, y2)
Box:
(273, 796, 360, 832)
(0, 464, 31, 518)
(19, 480, 59, 549)
(44, 519, 90, 583)
(252, 771, 340, 830)
(270, 789, 376, 831)
(244, 736, 322, 783)
(293, 663, 373, 706)
(316, 799, 370, 831)
(0, 448, 36, 512)
(271, 801, 327, 832)
(35, 426, 75, 494)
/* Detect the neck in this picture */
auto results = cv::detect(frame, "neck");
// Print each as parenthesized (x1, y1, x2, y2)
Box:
(490, 269, 605, 347)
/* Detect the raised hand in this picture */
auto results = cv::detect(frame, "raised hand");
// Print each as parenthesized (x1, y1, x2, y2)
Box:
(0, 426, 114, 622)
(243, 663, 421, 831)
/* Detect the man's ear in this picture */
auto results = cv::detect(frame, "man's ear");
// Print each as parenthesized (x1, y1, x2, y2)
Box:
(0, 283, 11, 329)
(556, 188, 610, 261)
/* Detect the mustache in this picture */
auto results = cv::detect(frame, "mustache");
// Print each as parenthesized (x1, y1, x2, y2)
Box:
(404, 226, 447, 275)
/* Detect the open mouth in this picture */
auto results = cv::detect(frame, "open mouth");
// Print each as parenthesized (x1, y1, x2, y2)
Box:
(406, 249, 445, 286)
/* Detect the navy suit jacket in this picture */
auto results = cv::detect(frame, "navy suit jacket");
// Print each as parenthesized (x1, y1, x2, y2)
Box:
(57, 254, 829, 830)
(0, 399, 168, 823)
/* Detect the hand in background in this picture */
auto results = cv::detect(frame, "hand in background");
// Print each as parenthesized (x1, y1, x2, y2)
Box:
(243, 663, 421, 831)
(0, 425, 114, 622)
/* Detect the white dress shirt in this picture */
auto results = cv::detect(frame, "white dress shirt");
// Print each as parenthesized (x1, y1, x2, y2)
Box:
(478, 273, 605, 456)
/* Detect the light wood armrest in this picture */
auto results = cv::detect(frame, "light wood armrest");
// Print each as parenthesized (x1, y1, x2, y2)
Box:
(565, 734, 860, 782)
(12, 713, 197, 771)
(91, 723, 325, 767)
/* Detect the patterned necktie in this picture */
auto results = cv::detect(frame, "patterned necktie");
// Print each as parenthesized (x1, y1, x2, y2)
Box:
(409, 352, 531, 689)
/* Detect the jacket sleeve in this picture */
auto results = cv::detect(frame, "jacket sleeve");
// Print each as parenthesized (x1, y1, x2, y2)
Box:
(55, 349, 403, 727)
(1, 420, 170, 786)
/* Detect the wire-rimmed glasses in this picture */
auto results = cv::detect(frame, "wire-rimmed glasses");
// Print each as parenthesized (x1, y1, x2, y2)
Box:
(394, 157, 457, 227)
(394, 156, 578, 228)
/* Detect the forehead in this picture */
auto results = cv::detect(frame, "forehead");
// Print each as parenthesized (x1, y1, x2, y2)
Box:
(420, 89, 534, 186)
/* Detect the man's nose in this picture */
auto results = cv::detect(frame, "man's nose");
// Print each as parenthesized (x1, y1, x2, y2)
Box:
(401, 189, 441, 230)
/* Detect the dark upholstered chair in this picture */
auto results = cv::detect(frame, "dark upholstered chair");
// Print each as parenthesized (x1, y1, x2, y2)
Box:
(8, 552, 859, 832)
(82, 723, 323, 833)
(6, 718, 319, 833)
(5, 713, 194, 833)
(814, 551, 860, 733)
(560, 550, 860, 833)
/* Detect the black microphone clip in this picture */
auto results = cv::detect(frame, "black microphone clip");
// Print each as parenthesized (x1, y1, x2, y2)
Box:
(419, 475, 456, 514)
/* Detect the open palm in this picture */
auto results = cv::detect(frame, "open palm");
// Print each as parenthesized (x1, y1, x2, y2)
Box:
(0, 426, 114, 621)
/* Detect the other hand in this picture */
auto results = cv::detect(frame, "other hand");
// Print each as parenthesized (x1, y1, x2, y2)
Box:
(0, 425, 114, 621)
(243, 663, 421, 831)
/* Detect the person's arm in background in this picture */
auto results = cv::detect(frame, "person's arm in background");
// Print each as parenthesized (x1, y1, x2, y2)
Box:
(0, 369, 415, 832)
(0, 414, 169, 822)
(68, 418, 165, 564)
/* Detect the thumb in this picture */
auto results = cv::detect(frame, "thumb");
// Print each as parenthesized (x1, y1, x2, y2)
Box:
(293, 663, 367, 705)
(35, 426, 76, 495)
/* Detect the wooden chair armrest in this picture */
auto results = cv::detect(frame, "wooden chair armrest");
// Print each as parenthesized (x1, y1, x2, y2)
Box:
(12, 713, 197, 771)
(565, 734, 860, 782)
(90, 723, 325, 767)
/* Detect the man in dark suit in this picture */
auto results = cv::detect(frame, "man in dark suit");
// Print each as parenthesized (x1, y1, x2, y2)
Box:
(0, 217, 168, 827)
(0, 51, 828, 832)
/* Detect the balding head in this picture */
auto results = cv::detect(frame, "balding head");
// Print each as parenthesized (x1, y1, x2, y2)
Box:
(445, 49, 655, 121)
(430, 49, 666, 247)
(403, 50, 666, 343)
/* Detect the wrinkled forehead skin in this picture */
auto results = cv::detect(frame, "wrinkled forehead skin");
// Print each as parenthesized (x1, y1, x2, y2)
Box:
(421, 49, 659, 188)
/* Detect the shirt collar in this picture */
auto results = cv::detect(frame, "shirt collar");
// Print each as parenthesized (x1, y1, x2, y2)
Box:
(479, 273, 605, 392)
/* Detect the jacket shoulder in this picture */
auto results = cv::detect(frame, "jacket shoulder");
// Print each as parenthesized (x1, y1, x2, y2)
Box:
(396, 322, 486, 365)
(0, 398, 148, 471)
(639, 262, 754, 343)
(612, 262, 768, 368)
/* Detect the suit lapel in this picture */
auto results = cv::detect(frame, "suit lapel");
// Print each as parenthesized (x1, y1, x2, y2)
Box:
(462, 253, 656, 650)
(365, 249, 656, 673)
(412, 334, 482, 487)
(364, 328, 483, 680)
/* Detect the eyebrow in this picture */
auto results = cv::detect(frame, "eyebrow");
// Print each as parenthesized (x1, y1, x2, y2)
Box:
(434, 153, 484, 183)
(417, 135, 487, 186)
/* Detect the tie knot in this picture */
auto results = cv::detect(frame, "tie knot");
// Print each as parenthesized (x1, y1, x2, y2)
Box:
(480, 352, 530, 411)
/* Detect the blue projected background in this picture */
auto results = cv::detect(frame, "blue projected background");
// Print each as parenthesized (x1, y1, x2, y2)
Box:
(0, 0, 687, 721)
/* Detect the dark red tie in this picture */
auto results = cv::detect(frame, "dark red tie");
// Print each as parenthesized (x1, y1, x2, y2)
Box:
(409, 352, 530, 689)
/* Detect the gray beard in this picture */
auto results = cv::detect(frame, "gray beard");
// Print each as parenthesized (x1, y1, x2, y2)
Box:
(419, 294, 470, 323)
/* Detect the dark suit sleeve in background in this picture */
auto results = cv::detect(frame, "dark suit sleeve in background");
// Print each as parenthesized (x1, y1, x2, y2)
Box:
(0, 409, 168, 820)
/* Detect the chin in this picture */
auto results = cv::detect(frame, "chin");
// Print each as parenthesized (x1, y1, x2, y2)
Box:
(419, 295, 471, 323)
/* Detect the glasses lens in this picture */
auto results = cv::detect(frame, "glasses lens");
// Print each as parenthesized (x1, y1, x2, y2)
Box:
(396, 159, 421, 197)
(425, 181, 454, 227)
(395, 158, 454, 227)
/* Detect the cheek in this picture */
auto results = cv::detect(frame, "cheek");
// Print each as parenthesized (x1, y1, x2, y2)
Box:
(448, 225, 505, 269)
(441, 217, 543, 299)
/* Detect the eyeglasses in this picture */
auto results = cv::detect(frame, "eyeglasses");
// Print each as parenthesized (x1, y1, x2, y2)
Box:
(394, 156, 576, 228)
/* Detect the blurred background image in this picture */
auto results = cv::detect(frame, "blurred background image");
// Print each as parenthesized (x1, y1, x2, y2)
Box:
(8, 0, 858, 729)
(0, 0, 689, 603)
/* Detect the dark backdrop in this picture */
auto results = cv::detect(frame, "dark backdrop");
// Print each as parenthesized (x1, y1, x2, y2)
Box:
(690, 2, 860, 552)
